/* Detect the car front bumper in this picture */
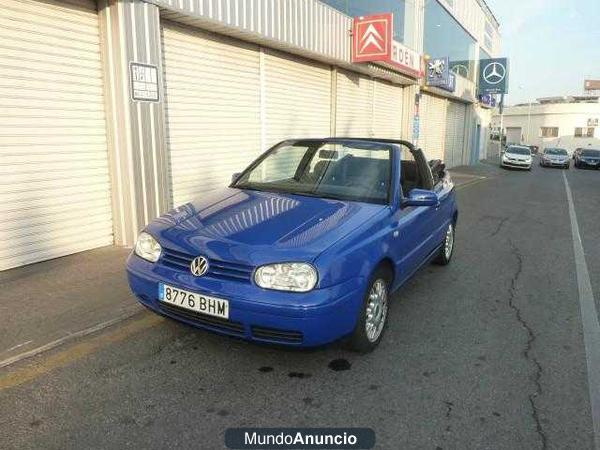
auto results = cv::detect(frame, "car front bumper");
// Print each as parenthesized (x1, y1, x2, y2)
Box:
(541, 159, 569, 167)
(126, 254, 366, 347)
(577, 160, 600, 168)
(501, 159, 531, 169)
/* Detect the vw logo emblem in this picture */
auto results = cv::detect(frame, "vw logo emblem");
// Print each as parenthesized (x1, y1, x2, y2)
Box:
(483, 62, 506, 85)
(190, 256, 209, 277)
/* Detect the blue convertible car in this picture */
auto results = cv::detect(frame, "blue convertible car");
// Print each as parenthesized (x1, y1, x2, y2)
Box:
(127, 138, 457, 352)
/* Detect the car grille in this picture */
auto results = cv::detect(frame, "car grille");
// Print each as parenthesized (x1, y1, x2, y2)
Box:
(159, 302, 245, 336)
(160, 247, 254, 283)
(251, 325, 304, 344)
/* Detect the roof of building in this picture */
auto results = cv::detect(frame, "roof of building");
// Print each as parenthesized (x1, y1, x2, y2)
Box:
(513, 95, 600, 106)
(476, 0, 500, 28)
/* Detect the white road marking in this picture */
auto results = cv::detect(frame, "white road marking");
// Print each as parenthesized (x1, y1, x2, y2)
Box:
(0, 309, 142, 369)
(563, 171, 600, 450)
(1, 340, 33, 355)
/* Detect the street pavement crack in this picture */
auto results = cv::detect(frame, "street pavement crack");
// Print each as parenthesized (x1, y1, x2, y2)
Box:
(444, 401, 454, 433)
(490, 215, 510, 237)
(508, 240, 547, 450)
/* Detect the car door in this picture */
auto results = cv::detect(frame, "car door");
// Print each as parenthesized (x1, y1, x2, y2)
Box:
(412, 148, 449, 257)
(389, 148, 442, 284)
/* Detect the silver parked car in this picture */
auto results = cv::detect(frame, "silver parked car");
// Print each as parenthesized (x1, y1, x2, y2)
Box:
(540, 148, 570, 169)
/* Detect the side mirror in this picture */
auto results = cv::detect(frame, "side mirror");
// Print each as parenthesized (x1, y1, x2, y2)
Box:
(231, 172, 241, 184)
(402, 189, 439, 207)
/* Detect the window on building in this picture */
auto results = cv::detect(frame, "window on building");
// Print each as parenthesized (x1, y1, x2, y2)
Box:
(485, 21, 494, 35)
(321, 0, 407, 43)
(540, 127, 559, 138)
(424, 0, 477, 81)
(484, 35, 493, 52)
(574, 127, 595, 138)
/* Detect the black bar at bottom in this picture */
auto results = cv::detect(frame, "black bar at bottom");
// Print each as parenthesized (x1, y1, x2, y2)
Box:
(225, 428, 375, 449)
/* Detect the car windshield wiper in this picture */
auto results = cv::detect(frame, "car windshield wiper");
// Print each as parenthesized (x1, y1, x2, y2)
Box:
(236, 184, 292, 194)
(288, 190, 350, 202)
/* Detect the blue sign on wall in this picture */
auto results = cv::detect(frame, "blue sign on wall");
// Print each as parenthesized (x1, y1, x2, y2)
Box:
(412, 115, 420, 140)
(426, 57, 455, 93)
(427, 57, 449, 87)
(479, 94, 497, 107)
(446, 73, 456, 93)
(479, 58, 509, 95)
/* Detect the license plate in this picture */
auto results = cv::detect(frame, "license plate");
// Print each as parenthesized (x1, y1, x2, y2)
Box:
(158, 283, 229, 319)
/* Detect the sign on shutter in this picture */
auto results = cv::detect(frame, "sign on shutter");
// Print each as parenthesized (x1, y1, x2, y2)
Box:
(130, 62, 159, 102)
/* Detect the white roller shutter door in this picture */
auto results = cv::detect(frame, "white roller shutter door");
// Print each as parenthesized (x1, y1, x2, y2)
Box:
(420, 94, 447, 162)
(372, 79, 403, 139)
(0, 0, 113, 271)
(162, 22, 262, 207)
(445, 101, 467, 168)
(264, 49, 331, 148)
(336, 70, 374, 138)
(506, 127, 522, 145)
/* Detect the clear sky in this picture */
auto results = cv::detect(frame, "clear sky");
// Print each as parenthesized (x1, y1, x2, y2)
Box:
(486, 0, 600, 105)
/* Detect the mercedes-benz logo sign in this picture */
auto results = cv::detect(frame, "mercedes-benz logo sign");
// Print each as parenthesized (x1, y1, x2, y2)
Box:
(190, 256, 209, 277)
(483, 62, 506, 85)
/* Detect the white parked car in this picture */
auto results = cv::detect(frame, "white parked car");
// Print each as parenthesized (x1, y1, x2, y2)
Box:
(501, 145, 533, 170)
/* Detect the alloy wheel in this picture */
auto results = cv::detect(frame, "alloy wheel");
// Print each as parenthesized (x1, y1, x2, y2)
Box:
(365, 279, 388, 343)
(445, 224, 454, 260)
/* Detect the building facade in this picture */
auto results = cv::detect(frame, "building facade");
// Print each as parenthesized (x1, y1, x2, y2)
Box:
(492, 96, 600, 154)
(0, 0, 501, 270)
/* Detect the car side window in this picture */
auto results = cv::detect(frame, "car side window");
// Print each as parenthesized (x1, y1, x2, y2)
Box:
(429, 160, 444, 187)
(401, 148, 434, 195)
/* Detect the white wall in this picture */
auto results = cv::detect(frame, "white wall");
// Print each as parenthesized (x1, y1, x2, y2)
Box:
(492, 103, 600, 154)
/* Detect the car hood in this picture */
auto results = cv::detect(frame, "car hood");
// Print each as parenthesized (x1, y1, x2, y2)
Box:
(147, 188, 387, 266)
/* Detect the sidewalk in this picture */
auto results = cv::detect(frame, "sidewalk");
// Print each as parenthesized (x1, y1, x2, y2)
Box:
(449, 159, 503, 188)
(0, 246, 142, 367)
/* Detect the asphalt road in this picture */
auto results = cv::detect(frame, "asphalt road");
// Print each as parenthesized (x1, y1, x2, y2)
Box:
(1, 160, 599, 450)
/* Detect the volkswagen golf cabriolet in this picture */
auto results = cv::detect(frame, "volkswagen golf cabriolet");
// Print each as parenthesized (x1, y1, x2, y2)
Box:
(126, 138, 458, 352)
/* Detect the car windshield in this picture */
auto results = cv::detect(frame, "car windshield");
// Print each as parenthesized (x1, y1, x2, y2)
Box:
(507, 146, 531, 155)
(581, 149, 600, 157)
(545, 148, 568, 155)
(233, 141, 392, 204)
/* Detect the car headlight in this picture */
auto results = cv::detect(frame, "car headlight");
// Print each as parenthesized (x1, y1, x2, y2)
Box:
(254, 263, 318, 292)
(134, 232, 162, 262)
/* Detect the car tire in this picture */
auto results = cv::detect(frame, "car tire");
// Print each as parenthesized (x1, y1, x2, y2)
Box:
(434, 222, 455, 266)
(348, 267, 392, 353)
